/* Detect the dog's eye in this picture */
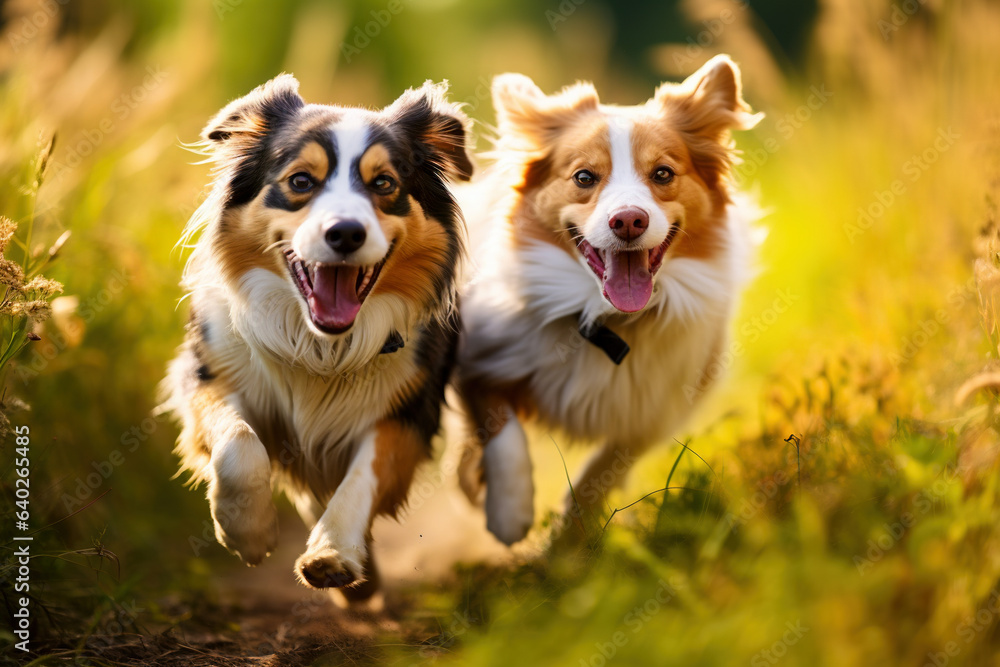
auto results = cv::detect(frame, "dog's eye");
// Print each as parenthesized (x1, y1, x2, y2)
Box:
(289, 172, 315, 193)
(652, 166, 675, 185)
(573, 169, 597, 188)
(372, 175, 397, 194)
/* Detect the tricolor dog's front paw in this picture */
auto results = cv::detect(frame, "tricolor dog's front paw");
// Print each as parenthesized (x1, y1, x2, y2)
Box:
(209, 482, 279, 566)
(483, 419, 535, 546)
(208, 433, 279, 566)
(294, 544, 366, 589)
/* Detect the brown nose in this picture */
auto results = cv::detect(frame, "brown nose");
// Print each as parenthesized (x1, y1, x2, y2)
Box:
(609, 207, 649, 241)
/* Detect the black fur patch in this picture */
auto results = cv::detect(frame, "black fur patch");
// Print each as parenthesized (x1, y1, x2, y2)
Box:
(222, 107, 340, 209)
(388, 312, 460, 443)
(380, 330, 405, 354)
(367, 123, 465, 314)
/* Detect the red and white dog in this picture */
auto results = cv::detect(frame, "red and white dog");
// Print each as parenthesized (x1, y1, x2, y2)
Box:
(456, 56, 760, 544)
(163, 75, 472, 601)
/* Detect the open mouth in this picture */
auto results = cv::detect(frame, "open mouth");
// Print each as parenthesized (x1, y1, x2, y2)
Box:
(574, 224, 679, 313)
(284, 244, 394, 334)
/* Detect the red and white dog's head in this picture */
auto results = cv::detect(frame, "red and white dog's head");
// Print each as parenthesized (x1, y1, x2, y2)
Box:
(492, 56, 759, 315)
(188, 75, 471, 350)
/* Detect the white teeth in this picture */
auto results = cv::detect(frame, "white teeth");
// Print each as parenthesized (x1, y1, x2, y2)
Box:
(357, 265, 375, 294)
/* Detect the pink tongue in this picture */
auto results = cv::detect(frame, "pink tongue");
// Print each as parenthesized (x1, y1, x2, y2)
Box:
(308, 265, 362, 332)
(603, 251, 653, 313)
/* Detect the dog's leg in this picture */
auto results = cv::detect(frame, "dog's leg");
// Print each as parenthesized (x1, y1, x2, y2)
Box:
(565, 442, 642, 523)
(483, 409, 534, 546)
(295, 420, 427, 592)
(289, 491, 325, 529)
(457, 388, 534, 545)
(194, 390, 279, 566)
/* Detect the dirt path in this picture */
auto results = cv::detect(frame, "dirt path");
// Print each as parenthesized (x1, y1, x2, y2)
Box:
(65, 479, 516, 666)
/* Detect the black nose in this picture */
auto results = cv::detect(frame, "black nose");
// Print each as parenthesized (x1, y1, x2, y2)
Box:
(325, 221, 367, 254)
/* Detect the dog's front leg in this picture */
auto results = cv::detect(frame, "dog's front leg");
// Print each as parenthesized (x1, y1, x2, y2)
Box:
(200, 392, 279, 566)
(566, 442, 643, 522)
(295, 420, 428, 591)
(294, 431, 379, 590)
(456, 387, 535, 546)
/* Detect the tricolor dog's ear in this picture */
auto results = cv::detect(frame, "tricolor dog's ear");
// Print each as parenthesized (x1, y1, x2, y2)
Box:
(387, 81, 474, 182)
(492, 73, 599, 152)
(655, 55, 762, 184)
(203, 74, 305, 144)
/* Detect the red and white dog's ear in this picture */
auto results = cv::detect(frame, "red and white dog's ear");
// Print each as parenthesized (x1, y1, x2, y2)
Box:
(492, 73, 599, 152)
(657, 55, 762, 136)
(656, 55, 762, 184)
(202, 74, 304, 144)
(387, 81, 474, 182)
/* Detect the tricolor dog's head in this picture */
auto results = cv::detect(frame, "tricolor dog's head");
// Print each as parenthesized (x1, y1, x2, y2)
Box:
(493, 56, 759, 314)
(199, 75, 472, 337)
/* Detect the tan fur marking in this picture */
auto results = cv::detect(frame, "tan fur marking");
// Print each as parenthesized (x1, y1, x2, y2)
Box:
(274, 141, 330, 207)
(512, 112, 612, 257)
(630, 118, 726, 260)
(372, 200, 452, 310)
(214, 205, 280, 284)
(214, 141, 334, 285)
(372, 420, 429, 517)
(358, 143, 398, 185)
(174, 378, 240, 485)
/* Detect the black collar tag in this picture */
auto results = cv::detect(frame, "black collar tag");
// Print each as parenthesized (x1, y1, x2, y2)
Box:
(380, 330, 405, 354)
(579, 323, 630, 365)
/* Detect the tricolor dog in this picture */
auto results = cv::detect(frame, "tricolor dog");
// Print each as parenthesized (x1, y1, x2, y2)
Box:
(163, 75, 472, 601)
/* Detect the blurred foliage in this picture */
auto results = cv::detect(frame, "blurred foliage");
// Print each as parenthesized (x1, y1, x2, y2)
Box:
(0, 0, 999, 665)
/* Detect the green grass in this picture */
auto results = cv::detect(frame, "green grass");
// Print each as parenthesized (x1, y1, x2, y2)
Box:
(2, 0, 1000, 665)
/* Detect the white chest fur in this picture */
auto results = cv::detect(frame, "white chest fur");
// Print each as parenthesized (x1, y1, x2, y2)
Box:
(459, 204, 752, 447)
(195, 271, 418, 482)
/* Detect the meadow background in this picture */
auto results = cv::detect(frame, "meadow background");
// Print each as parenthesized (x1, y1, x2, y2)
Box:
(2, 0, 1000, 664)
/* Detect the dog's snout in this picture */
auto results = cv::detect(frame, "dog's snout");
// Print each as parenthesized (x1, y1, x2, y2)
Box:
(325, 221, 367, 254)
(609, 207, 649, 241)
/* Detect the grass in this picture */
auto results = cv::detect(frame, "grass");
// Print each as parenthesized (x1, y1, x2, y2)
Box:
(2, 0, 1000, 665)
